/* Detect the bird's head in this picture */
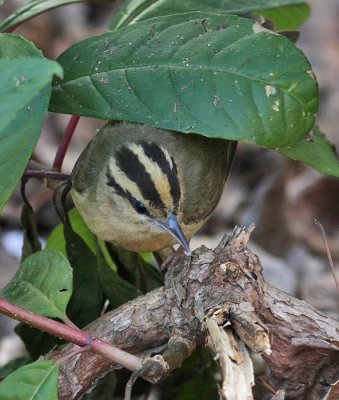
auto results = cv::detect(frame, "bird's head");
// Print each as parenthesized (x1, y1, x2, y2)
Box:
(104, 140, 191, 254)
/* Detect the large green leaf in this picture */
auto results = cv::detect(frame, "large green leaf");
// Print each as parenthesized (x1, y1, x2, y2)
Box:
(279, 126, 339, 177)
(0, 360, 58, 400)
(0, 34, 62, 211)
(1, 249, 73, 319)
(109, 0, 310, 31)
(46, 208, 96, 255)
(96, 243, 141, 309)
(64, 220, 103, 327)
(15, 323, 63, 359)
(46, 207, 116, 270)
(0, 0, 85, 33)
(50, 13, 318, 150)
(111, 246, 163, 293)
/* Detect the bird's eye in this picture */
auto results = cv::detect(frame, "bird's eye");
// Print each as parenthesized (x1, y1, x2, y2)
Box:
(134, 200, 148, 215)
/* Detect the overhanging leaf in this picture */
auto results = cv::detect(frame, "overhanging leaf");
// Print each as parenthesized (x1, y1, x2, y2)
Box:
(1, 249, 73, 319)
(50, 13, 318, 150)
(0, 34, 62, 211)
(0, 360, 59, 400)
(279, 126, 339, 178)
(109, 0, 310, 31)
(0, 0, 85, 33)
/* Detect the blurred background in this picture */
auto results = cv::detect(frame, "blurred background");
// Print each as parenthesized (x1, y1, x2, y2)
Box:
(0, 0, 338, 367)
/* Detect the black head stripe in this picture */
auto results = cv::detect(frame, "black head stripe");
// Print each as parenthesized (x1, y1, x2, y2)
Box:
(106, 170, 135, 205)
(141, 142, 181, 210)
(115, 146, 165, 209)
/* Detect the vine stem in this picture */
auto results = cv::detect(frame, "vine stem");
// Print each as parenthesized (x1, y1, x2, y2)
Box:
(24, 170, 71, 182)
(0, 296, 142, 372)
(53, 115, 80, 171)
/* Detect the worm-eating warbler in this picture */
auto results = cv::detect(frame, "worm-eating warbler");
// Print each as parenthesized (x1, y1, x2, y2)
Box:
(71, 122, 236, 254)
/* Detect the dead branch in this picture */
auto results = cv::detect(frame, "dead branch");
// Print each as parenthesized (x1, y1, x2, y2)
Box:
(47, 226, 339, 400)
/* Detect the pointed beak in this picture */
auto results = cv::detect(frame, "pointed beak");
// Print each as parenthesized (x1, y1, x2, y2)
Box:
(156, 212, 191, 256)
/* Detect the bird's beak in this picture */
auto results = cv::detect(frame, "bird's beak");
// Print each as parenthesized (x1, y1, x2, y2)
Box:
(156, 212, 191, 256)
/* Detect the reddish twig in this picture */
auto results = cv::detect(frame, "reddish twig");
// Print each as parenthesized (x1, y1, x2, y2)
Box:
(313, 219, 339, 289)
(53, 115, 80, 171)
(0, 296, 142, 371)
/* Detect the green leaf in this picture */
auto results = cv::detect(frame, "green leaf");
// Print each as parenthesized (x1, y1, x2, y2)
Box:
(64, 221, 103, 327)
(15, 324, 63, 359)
(83, 370, 118, 400)
(1, 249, 73, 319)
(47, 208, 95, 254)
(0, 356, 31, 379)
(279, 126, 339, 178)
(96, 242, 141, 309)
(159, 348, 218, 400)
(175, 362, 218, 400)
(109, 0, 309, 31)
(0, 34, 62, 211)
(50, 13, 318, 150)
(111, 246, 163, 293)
(46, 208, 116, 270)
(0, 0, 85, 33)
(253, 4, 310, 30)
(0, 360, 59, 400)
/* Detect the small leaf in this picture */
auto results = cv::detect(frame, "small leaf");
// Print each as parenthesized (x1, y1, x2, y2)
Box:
(109, 0, 309, 30)
(0, 0, 85, 32)
(280, 126, 339, 178)
(50, 13, 318, 150)
(96, 242, 141, 309)
(64, 220, 103, 327)
(0, 34, 62, 211)
(1, 249, 73, 319)
(0, 360, 59, 400)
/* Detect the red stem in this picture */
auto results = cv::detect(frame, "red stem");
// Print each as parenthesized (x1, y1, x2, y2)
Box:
(0, 296, 142, 371)
(53, 115, 80, 171)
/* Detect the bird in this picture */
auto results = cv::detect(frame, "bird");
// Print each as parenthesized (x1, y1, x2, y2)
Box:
(71, 121, 236, 255)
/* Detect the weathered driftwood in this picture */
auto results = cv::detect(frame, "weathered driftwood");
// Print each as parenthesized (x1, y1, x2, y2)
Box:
(48, 226, 339, 400)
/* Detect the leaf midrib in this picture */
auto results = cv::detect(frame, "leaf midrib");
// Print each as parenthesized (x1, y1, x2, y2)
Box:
(56, 63, 313, 111)
(31, 362, 57, 399)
